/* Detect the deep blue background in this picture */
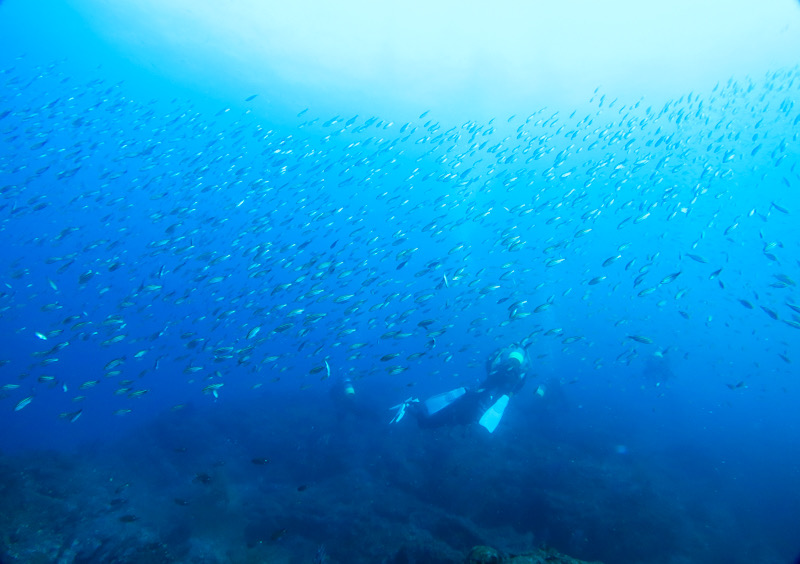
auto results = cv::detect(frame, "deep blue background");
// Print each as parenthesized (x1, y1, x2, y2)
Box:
(1, 1, 799, 562)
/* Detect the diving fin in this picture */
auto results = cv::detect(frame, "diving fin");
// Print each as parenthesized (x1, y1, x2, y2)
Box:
(478, 394, 509, 433)
(389, 397, 419, 424)
(423, 387, 466, 416)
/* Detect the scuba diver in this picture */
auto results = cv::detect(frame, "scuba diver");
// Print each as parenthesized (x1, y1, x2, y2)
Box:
(330, 374, 357, 415)
(641, 348, 674, 386)
(330, 372, 383, 422)
(390, 342, 531, 433)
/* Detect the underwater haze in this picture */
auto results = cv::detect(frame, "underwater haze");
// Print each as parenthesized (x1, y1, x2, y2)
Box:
(1, 0, 800, 563)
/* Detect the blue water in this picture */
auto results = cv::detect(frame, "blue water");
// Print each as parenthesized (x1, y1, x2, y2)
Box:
(1, 1, 800, 563)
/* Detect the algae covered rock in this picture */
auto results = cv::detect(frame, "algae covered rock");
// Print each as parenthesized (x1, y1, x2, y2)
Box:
(465, 545, 602, 564)
(466, 545, 501, 564)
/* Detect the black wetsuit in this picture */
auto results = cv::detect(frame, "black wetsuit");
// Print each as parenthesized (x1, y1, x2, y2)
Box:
(415, 345, 529, 429)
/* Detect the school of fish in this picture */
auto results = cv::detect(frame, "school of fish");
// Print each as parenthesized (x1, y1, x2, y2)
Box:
(1, 57, 799, 420)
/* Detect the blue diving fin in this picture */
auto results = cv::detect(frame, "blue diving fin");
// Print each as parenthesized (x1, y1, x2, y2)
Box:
(389, 397, 419, 424)
(423, 387, 466, 416)
(478, 394, 509, 433)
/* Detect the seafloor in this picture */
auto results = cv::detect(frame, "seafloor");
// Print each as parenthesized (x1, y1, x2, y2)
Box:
(0, 388, 771, 563)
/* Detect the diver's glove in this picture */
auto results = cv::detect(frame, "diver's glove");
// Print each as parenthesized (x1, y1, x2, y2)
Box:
(389, 397, 419, 424)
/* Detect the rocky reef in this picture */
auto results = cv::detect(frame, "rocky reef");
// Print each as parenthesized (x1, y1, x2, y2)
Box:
(0, 393, 786, 563)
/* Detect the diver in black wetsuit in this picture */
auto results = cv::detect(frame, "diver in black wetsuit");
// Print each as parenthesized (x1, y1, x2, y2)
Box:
(390, 343, 531, 433)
